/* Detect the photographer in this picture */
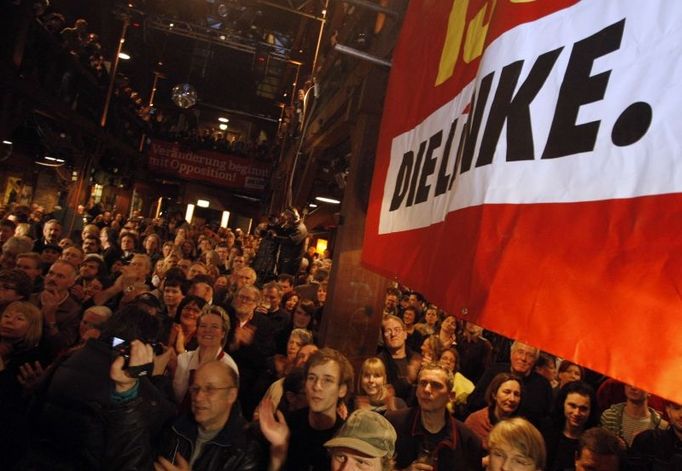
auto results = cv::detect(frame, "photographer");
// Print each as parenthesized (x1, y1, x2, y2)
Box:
(25, 306, 174, 469)
(251, 216, 280, 284)
(274, 208, 307, 277)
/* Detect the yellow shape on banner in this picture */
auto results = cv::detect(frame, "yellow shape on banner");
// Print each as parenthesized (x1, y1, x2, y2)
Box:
(435, 0, 468, 86)
(463, 0, 496, 64)
(436, 0, 497, 85)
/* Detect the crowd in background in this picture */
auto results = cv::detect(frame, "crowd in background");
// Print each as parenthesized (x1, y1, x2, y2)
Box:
(0, 199, 679, 471)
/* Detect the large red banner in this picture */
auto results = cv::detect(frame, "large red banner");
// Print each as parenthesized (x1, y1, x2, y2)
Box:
(363, 0, 682, 402)
(147, 139, 271, 192)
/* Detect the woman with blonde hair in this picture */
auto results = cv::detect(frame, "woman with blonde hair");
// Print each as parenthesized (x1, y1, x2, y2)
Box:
(172, 304, 239, 406)
(355, 357, 406, 415)
(487, 417, 546, 470)
(0, 301, 42, 363)
(0, 301, 45, 469)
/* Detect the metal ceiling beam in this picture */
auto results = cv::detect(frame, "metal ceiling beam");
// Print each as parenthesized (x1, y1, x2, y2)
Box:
(255, 0, 327, 22)
(145, 16, 292, 61)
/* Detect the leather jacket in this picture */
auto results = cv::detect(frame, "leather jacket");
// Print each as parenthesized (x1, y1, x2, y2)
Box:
(105, 396, 266, 471)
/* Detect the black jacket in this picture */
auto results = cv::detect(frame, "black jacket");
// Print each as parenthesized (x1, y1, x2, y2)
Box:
(467, 363, 552, 427)
(26, 339, 174, 470)
(386, 407, 484, 471)
(104, 397, 267, 471)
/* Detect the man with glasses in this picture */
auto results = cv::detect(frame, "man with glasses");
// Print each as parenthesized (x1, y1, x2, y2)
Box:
(386, 364, 484, 471)
(378, 315, 421, 402)
(227, 285, 275, 418)
(219, 266, 257, 307)
(108, 351, 267, 470)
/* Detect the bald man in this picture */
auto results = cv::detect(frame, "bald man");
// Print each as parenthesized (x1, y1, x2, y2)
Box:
(108, 356, 268, 470)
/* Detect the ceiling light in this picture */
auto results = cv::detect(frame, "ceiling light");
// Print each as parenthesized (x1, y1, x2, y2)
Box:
(218, 117, 229, 123)
(169, 23, 174, 28)
(36, 155, 65, 167)
(315, 196, 341, 204)
(221, 211, 230, 228)
(2, 140, 11, 145)
(118, 52, 131, 60)
(308, 203, 318, 208)
(219, 123, 228, 131)
(197, 199, 210, 208)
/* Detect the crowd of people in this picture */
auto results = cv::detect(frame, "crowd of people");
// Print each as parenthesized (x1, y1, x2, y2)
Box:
(147, 116, 277, 162)
(0, 200, 679, 471)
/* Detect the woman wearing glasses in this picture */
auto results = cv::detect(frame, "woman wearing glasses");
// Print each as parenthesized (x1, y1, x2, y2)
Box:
(173, 305, 239, 407)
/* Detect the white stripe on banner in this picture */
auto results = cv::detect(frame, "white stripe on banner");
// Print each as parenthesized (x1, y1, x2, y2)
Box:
(379, 0, 682, 234)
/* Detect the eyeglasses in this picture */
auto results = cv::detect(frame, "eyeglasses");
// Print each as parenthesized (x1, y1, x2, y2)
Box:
(237, 295, 256, 303)
(383, 327, 403, 336)
(188, 384, 234, 396)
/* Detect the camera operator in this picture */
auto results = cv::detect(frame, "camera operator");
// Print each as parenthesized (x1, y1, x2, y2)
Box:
(23, 305, 174, 469)
(252, 215, 280, 283)
(274, 208, 307, 277)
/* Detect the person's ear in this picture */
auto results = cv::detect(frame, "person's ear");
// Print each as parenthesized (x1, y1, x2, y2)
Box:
(338, 383, 348, 399)
(227, 386, 238, 403)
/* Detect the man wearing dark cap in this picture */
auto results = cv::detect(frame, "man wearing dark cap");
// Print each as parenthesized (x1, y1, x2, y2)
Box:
(324, 409, 397, 471)
(40, 244, 62, 274)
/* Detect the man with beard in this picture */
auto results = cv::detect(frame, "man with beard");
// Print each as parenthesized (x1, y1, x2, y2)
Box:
(70, 254, 105, 305)
(29, 260, 81, 355)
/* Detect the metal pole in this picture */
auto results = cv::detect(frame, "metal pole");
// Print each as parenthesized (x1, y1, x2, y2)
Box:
(149, 72, 161, 107)
(101, 16, 130, 128)
(311, 0, 329, 78)
(333, 43, 392, 68)
(290, 62, 301, 107)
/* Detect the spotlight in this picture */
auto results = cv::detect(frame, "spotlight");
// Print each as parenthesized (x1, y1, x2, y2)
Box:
(36, 155, 65, 167)
(0, 140, 12, 162)
(315, 196, 341, 204)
